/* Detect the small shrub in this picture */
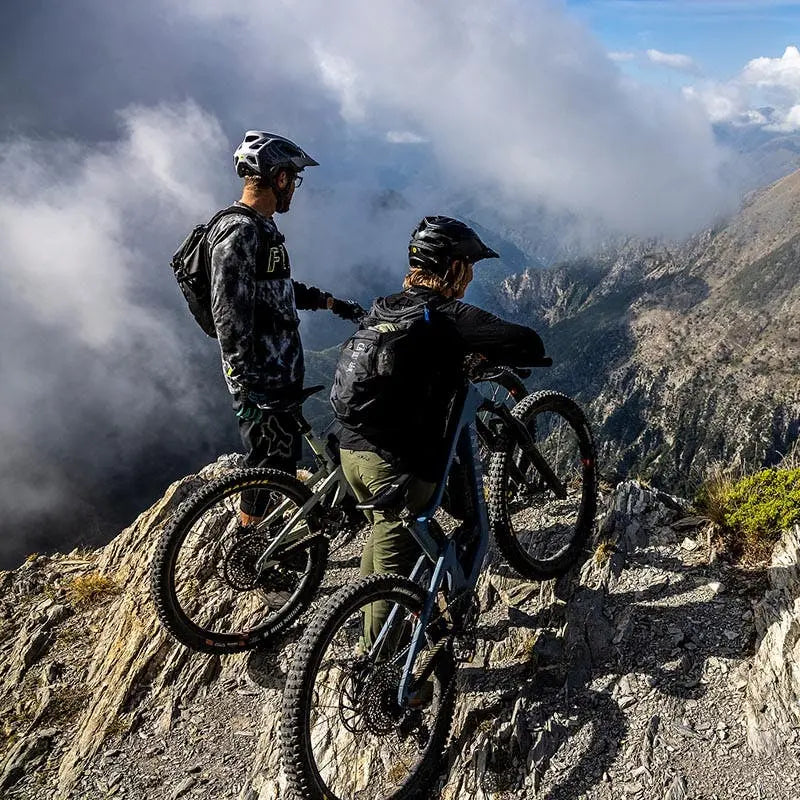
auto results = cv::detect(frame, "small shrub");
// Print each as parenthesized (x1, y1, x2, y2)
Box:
(593, 538, 616, 565)
(65, 572, 120, 610)
(694, 466, 736, 529)
(696, 466, 800, 563)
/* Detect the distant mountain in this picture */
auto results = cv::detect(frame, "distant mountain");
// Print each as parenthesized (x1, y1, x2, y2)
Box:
(494, 169, 800, 492)
(715, 122, 800, 193)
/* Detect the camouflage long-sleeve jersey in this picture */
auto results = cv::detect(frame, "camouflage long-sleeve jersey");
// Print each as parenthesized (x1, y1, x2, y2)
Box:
(207, 202, 328, 402)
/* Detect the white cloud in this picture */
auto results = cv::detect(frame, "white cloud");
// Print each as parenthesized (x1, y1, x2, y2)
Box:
(184, 0, 733, 239)
(609, 51, 635, 62)
(386, 130, 426, 144)
(647, 49, 701, 74)
(0, 102, 224, 347)
(741, 45, 800, 90)
(0, 102, 230, 553)
(685, 45, 800, 130)
(314, 48, 367, 124)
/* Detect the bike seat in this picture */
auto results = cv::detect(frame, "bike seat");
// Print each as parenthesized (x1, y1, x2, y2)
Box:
(356, 474, 414, 513)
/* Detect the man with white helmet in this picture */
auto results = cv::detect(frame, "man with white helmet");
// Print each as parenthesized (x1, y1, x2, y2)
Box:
(209, 131, 362, 524)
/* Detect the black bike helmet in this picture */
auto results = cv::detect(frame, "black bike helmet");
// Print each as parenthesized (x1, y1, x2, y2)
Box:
(409, 216, 499, 275)
(233, 131, 319, 178)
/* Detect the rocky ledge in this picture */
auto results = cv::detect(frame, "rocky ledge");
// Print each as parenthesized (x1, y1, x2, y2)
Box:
(1, 464, 799, 799)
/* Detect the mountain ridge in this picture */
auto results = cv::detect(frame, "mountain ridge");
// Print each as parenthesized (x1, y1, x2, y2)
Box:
(492, 167, 800, 491)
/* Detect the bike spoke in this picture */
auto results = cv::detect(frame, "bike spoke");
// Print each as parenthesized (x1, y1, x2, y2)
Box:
(304, 594, 446, 799)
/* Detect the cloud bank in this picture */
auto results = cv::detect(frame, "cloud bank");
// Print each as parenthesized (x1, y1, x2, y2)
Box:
(685, 45, 800, 130)
(1, 0, 748, 564)
(0, 103, 237, 564)
(183, 0, 733, 238)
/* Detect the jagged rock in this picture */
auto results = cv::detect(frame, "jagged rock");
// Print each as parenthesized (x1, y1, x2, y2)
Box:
(2, 475, 799, 799)
(0, 728, 58, 791)
(745, 524, 800, 755)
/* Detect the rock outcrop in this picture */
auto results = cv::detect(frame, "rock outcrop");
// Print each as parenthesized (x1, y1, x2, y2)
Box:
(746, 524, 800, 756)
(1, 472, 799, 798)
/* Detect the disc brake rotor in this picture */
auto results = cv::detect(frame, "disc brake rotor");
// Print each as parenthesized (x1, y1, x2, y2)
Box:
(222, 532, 305, 593)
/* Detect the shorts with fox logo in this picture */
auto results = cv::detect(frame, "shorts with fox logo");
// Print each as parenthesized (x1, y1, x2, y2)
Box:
(235, 396, 302, 516)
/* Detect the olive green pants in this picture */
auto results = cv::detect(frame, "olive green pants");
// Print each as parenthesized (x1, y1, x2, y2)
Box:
(340, 449, 436, 650)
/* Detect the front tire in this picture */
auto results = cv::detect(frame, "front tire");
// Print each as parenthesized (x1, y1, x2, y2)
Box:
(488, 391, 597, 579)
(281, 574, 456, 800)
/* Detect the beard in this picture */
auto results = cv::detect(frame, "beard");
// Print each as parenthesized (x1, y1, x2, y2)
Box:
(275, 190, 292, 213)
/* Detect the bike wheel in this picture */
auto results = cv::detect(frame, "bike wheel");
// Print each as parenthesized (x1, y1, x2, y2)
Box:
(151, 468, 327, 653)
(488, 391, 597, 579)
(282, 574, 456, 800)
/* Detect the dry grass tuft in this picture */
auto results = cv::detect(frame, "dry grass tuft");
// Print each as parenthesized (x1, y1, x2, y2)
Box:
(593, 538, 616, 565)
(65, 572, 120, 610)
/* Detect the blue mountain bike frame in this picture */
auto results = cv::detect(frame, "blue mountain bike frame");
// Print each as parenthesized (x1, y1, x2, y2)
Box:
(366, 381, 491, 707)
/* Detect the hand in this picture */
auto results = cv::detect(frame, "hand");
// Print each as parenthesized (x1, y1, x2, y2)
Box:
(235, 401, 264, 424)
(330, 298, 366, 323)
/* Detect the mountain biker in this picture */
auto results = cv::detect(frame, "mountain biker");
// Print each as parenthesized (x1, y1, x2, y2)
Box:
(209, 131, 362, 525)
(336, 215, 546, 647)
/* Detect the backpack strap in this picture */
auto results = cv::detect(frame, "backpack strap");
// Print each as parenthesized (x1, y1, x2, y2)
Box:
(208, 204, 285, 244)
(205, 204, 285, 274)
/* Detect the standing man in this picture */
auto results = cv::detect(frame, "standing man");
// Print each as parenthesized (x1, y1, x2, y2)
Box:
(209, 130, 362, 524)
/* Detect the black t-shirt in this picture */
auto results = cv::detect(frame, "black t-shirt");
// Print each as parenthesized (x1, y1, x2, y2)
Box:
(338, 287, 545, 481)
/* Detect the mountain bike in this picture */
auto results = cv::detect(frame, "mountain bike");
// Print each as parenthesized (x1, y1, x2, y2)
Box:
(280, 362, 597, 800)
(150, 367, 530, 654)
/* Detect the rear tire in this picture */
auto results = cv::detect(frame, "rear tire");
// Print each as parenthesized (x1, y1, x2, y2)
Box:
(151, 468, 327, 653)
(488, 391, 597, 579)
(281, 573, 456, 800)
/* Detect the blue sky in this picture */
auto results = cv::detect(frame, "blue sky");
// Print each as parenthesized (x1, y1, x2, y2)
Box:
(566, 0, 800, 82)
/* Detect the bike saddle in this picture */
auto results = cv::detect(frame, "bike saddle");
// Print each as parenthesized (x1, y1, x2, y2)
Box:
(356, 473, 414, 513)
(256, 385, 325, 412)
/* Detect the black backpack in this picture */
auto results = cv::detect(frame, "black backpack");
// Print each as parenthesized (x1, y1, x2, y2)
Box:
(330, 296, 446, 436)
(170, 204, 277, 338)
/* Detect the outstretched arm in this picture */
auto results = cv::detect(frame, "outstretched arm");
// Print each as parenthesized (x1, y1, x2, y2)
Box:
(292, 280, 365, 321)
(449, 302, 545, 365)
(292, 280, 330, 311)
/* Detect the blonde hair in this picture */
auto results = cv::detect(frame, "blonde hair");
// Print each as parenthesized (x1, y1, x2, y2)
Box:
(403, 260, 473, 299)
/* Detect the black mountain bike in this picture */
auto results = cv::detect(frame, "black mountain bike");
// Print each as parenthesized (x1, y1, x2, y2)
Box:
(280, 361, 597, 800)
(150, 366, 529, 653)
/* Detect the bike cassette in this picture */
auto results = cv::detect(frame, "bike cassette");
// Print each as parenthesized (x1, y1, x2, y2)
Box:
(221, 533, 299, 591)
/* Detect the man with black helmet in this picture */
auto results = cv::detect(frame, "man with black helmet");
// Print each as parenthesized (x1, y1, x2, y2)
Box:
(210, 131, 362, 524)
(333, 215, 545, 646)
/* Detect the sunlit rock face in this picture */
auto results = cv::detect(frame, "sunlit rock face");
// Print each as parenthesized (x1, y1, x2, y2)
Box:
(1, 475, 798, 799)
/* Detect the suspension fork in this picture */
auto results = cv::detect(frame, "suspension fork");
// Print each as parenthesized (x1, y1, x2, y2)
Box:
(493, 404, 566, 500)
(397, 544, 451, 707)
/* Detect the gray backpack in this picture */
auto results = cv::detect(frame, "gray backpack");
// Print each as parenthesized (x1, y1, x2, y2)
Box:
(170, 205, 281, 337)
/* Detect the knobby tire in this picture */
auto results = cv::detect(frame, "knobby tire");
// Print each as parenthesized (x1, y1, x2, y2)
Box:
(488, 391, 597, 579)
(281, 573, 456, 800)
(151, 467, 327, 653)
